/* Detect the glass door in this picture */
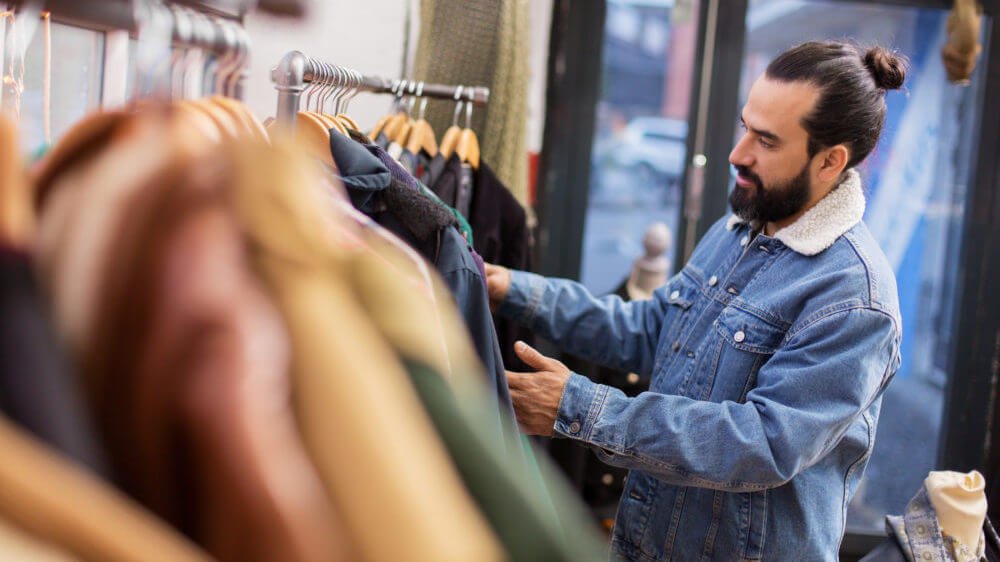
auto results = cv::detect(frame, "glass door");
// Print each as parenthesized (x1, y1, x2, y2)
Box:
(578, 0, 700, 295)
(734, 0, 988, 534)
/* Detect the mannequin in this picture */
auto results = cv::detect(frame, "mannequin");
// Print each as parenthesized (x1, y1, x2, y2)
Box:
(925, 470, 988, 553)
(626, 222, 671, 300)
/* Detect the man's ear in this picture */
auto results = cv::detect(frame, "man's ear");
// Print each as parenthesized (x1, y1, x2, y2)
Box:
(816, 144, 849, 184)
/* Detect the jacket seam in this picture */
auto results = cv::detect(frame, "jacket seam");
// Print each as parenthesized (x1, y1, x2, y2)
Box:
(843, 229, 876, 306)
(583, 384, 610, 442)
(842, 410, 874, 535)
(786, 304, 895, 342)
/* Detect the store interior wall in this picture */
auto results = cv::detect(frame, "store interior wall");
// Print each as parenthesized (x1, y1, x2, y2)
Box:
(242, 0, 552, 153)
(242, 1, 409, 131)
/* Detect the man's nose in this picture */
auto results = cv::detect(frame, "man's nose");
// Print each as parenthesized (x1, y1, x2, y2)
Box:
(729, 134, 754, 168)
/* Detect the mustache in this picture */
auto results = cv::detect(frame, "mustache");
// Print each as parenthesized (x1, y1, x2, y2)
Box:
(734, 165, 761, 189)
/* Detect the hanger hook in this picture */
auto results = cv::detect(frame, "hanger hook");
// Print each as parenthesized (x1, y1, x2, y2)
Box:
(321, 62, 336, 112)
(334, 65, 349, 115)
(343, 68, 361, 115)
(405, 80, 417, 115)
(224, 22, 249, 98)
(316, 62, 330, 112)
(451, 85, 465, 127)
(464, 88, 474, 129)
(303, 59, 319, 111)
(417, 81, 429, 121)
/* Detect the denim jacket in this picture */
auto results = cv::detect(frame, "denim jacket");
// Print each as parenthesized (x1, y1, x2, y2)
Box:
(498, 170, 902, 561)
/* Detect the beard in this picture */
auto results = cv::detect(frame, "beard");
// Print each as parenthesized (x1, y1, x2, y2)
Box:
(729, 163, 812, 224)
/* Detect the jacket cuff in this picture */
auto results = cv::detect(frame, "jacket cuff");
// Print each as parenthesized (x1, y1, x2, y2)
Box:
(553, 373, 609, 441)
(496, 269, 547, 326)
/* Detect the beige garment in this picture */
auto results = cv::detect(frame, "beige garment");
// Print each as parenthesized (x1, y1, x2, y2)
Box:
(925, 470, 988, 555)
(226, 138, 505, 562)
(35, 113, 349, 562)
(0, 415, 210, 562)
(413, 0, 532, 208)
(34, 108, 216, 357)
(0, 517, 77, 562)
(84, 149, 349, 562)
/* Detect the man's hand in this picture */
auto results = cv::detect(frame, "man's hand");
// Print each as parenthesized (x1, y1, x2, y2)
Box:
(484, 263, 511, 312)
(506, 341, 572, 436)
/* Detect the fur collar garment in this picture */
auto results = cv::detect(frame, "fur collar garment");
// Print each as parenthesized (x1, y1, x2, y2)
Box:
(726, 168, 865, 256)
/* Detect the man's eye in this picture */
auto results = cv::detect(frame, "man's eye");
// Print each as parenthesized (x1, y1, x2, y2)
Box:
(758, 138, 773, 149)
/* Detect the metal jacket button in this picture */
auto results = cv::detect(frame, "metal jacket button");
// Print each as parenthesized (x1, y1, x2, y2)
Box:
(708, 275, 718, 286)
(670, 290, 680, 300)
(569, 421, 581, 434)
(740, 236, 749, 247)
(734, 330, 746, 343)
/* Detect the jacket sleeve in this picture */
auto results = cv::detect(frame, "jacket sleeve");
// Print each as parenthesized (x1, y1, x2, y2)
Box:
(552, 305, 900, 492)
(496, 270, 672, 376)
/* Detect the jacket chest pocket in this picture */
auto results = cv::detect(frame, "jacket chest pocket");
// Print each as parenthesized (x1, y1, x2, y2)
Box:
(652, 276, 700, 390)
(660, 275, 700, 344)
(705, 306, 786, 403)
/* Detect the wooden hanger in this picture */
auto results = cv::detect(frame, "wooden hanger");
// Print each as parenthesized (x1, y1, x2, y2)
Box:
(180, 99, 240, 140)
(454, 92, 480, 168)
(455, 128, 480, 169)
(0, 115, 31, 247)
(403, 83, 438, 156)
(296, 111, 337, 167)
(439, 86, 466, 159)
(208, 95, 268, 142)
(371, 79, 408, 139)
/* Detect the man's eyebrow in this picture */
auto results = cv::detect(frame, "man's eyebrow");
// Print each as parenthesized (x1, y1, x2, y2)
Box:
(740, 115, 781, 143)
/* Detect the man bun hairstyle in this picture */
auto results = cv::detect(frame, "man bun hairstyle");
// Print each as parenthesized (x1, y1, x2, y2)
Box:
(864, 46, 907, 90)
(766, 41, 909, 169)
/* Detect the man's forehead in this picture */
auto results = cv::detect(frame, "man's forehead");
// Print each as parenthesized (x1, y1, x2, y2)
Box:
(743, 76, 820, 134)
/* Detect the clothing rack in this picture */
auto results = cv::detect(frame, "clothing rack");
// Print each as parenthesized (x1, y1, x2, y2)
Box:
(9, 0, 248, 57)
(271, 50, 490, 130)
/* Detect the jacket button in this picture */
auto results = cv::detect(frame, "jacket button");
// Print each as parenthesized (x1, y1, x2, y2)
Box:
(708, 275, 718, 286)
(569, 421, 581, 434)
(670, 290, 680, 300)
(602, 474, 614, 485)
(734, 331, 746, 343)
(671, 341, 680, 351)
(740, 236, 749, 247)
(627, 373, 639, 384)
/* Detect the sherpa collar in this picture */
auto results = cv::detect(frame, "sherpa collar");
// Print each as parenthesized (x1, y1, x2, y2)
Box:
(725, 168, 865, 256)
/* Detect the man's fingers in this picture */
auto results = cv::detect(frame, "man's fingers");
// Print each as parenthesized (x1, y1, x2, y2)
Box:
(514, 341, 553, 371)
(506, 370, 527, 390)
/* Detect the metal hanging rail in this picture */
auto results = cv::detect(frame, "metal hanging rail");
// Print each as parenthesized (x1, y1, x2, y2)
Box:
(9, 1, 248, 57)
(271, 50, 490, 130)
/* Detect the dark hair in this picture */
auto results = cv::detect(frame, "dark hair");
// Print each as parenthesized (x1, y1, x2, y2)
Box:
(765, 41, 908, 169)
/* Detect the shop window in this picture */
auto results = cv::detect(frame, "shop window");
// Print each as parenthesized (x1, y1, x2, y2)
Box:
(580, 0, 699, 295)
(738, 0, 985, 533)
(13, 20, 104, 155)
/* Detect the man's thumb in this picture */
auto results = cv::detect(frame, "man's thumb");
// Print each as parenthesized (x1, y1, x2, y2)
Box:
(514, 341, 551, 370)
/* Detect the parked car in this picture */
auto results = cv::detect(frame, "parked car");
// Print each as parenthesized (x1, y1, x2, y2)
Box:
(591, 117, 688, 207)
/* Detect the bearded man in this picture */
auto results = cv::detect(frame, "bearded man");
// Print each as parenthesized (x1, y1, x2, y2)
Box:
(486, 41, 907, 561)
